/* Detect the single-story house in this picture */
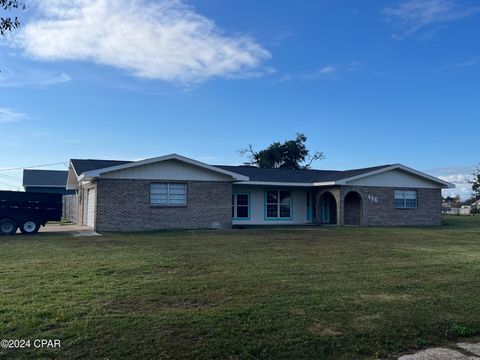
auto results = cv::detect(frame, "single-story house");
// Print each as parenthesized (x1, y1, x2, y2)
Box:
(66, 154, 455, 231)
(459, 205, 472, 215)
(23, 169, 78, 222)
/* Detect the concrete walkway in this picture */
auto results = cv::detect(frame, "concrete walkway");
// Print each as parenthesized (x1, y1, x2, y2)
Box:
(399, 342, 480, 359)
(39, 223, 101, 237)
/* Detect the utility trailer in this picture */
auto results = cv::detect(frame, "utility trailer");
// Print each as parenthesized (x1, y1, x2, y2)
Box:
(0, 191, 62, 235)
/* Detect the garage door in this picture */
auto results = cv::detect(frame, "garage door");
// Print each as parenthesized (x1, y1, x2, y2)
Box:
(86, 188, 96, 228)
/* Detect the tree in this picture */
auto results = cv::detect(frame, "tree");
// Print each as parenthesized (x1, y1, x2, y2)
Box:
(443, 195, 461, 206)
(470, 165, 480, 199)
(241, 133, 325, 169)
(1, 1, 25, 36)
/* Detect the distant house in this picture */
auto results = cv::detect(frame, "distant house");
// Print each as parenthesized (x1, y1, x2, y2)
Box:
(472, 199, 480, 213)
(66, 153, 454, 232)
(22, 169, 77, 222)
(442, 203, 460, 215)
(459, 205, 472, 215)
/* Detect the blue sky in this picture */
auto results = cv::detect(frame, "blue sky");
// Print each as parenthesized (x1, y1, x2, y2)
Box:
(0, 0, 478, 198)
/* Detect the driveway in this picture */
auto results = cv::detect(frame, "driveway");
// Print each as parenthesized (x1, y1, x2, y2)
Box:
(38, 223, 101, 237)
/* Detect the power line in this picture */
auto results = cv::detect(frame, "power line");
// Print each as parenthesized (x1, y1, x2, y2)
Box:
(0, 162, 68, 172)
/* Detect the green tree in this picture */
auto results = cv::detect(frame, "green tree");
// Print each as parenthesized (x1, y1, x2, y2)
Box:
(1, 1, 25, 36)
(241, 133, 325, 169)
(470, 165, 480, 199)
(443, 195, 461, 206)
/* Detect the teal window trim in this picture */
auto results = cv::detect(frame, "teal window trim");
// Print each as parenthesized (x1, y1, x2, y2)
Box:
(264, 189, 293, 221)
(232, 192, 251, 220)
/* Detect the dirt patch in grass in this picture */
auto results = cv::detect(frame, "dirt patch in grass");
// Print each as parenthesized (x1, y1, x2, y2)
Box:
(310, 322, 342, 336)
(109, 296, 215, 314)
(352, 313, 384, 330)
(361, 293, 417, 302)
(288, 308, 305, 316)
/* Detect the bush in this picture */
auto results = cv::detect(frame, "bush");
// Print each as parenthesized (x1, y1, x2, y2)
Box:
(445, 323, 473, 338)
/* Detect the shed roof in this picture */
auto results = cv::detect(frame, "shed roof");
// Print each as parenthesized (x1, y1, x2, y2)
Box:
(23, 169, 69, 187)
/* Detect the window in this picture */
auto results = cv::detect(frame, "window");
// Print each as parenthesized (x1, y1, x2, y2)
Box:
(394, 190, 417, 209)
(150, 183, 187, 206)
(232, 193, 249, 219)
(266, 190, 291, 219)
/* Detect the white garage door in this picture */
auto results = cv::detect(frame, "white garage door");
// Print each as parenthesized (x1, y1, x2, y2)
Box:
(86, 188, 96, 228)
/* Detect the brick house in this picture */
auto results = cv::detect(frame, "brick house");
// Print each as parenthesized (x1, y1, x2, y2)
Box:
(66, 154, 454, 232)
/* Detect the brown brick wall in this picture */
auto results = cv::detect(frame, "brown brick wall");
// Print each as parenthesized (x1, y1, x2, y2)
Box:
(339, 186, 442, 226)
(95, 179, 232, 232)
(344, 191, 362, 226)
(314, 186, 442, 226)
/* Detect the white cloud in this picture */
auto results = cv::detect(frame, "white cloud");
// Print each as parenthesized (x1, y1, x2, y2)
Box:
(0, 65, 70, 88)
(433, 57, 480, 71)
(319, 65, 337, 74)
(427, 165, 476, 200)
(14, 0, 271, 84)
(271, 62, 361, 85)
(0, 108, 27, 123)
(304, 61, 361, 80)
(383, 0, 480, 37)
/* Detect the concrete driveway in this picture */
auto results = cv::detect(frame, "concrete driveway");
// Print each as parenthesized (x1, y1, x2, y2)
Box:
(38, 223, 101, 236)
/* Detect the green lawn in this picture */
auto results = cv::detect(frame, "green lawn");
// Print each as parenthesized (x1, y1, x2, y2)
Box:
(1, 216, 480, 359)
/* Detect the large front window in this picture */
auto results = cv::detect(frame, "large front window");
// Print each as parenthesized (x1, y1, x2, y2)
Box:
(394, 190, 417, 209)
(232, 193, 249, 219)
(266, 190, 291, 219)
(150, 183, 187, 206)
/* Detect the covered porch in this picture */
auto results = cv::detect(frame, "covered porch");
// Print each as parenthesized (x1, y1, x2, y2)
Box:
(231, 184, 364, 226)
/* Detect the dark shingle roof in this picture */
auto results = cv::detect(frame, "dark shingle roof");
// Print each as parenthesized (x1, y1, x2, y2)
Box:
(23, 169, 68, 187)
(216, 164, 393, 183)
(70, 157, 393, 184)
(70, 159, 133, 175)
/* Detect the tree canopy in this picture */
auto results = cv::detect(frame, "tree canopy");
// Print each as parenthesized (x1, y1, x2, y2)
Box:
(1, 1, 25, 36)
(443, 195, 461, 205)
(241, 133, 325, 169)
(470, 165, 480, 200)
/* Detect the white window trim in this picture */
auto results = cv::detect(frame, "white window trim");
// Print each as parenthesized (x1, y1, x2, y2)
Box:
(232, 193, 250, 219)
(265, 190, 292, 220)
(394, 189, 417, 209)
(150, 183, 187, 206)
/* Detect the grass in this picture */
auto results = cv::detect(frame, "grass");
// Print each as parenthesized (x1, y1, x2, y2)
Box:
(0, 215, 480, 359)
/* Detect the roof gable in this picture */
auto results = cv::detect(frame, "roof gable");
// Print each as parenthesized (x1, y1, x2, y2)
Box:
(70, 159, 133, 175)
(77, 154, 249, 182)
(337, 164, 454, 188)
(100, 159, 239, 181)
(344, 167, 447, 188)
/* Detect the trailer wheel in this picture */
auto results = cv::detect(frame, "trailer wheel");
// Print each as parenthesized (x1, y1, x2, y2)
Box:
(0, 218, 17, 235)
(20, 219, 40, 235)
